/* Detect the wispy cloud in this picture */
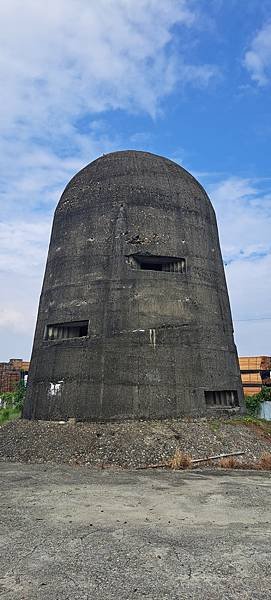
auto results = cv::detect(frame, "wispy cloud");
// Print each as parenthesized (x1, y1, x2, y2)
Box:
(244, 21, 271, 86)
(204, 175, 271, 354)
(0, 0, 217, 223)
(0, 0, 218, 359)
(0, 0, 214, 130)
(0, 220, 50, 274)
(2, 2, 269, 360)
(226, 253, 271, 355)
(0, 0, 218, 220)
(207, 176, 271, 264)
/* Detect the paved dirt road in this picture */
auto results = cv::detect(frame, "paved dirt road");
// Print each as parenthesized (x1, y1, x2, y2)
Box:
(1, 463, 270, 599)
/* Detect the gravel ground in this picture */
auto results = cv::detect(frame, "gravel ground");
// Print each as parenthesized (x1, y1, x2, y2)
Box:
(0, 417, 270, 468)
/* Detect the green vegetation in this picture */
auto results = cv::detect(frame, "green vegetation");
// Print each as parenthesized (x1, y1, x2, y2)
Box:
(13, 380, 27, 411)
(0, 380, 26, 425)
(0, 406, 21, 425)
(0, 391, 15, 408)
(228, 415, 271, 437)
(245, 387, 271, 417)
(208, 420, 221, 432)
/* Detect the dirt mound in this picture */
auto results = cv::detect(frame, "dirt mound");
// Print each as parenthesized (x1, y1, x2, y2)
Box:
(1, 417, 271, 468)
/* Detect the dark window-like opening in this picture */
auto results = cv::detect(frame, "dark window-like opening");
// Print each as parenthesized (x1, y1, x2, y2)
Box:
(44, 321, 89, 341)
(261, 370, 271, 381)
(127, 254, 186, 273)
(205, 390, 239, 408)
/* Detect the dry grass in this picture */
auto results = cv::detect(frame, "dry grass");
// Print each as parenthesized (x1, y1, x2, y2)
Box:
(218, 456, 258, 469)
(218, 456, 243, 469)
(168, 449, 192, 470)
(218, 452, 271, 470)
(258, 452, 271, 470)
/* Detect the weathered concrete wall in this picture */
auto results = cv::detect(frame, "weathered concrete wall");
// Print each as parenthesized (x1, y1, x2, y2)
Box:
(23, 151, 244, 420)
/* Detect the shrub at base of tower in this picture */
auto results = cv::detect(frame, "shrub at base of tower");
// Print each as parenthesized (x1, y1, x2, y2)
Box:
(0, 381, 26, 424)
(245, 387, 271, 417)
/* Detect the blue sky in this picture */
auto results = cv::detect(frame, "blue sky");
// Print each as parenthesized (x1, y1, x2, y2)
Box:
(0, 0, 271, 360)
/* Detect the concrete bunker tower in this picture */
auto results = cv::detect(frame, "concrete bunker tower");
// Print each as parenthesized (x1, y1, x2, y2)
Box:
(24, 151, 243, 421)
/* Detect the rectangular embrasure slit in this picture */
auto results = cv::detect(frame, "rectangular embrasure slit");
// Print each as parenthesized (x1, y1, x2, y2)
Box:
(127, 255, 186, 273)
(205, 390, 239, 408)
(44, 320, 89, 341)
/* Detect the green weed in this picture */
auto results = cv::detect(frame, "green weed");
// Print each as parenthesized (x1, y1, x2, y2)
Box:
(0, 407, 21, 425)
(208, 420, 221, 432)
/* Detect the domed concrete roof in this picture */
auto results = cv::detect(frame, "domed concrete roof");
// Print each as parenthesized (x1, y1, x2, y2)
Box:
(58, 150, 212, 213)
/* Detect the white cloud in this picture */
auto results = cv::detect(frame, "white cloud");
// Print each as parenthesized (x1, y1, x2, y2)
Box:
(226, 254, 271, 356)
(0, 130, 117, 219)
(0, 271, 40, 359)
(244, 21, 271, 85)
(0, 0, 216, 221)
(0, 0, 219, 360)
(208, 177, 271, 263)
(0, 220, 50, 274)
(205, 175, 271, 355)
(0, 220, 49, 354)
(0, 308, 31, 334)
(0, 0, 214, 130)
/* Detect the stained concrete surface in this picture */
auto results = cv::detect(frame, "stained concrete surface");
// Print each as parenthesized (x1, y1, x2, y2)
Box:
(0, 463, 270, 599)
(24, 151, 243, 422)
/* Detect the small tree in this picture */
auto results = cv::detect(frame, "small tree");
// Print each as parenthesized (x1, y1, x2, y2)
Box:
(13, 380, 27, 411)
(245, 387, 271, 417)
(0, 391, 16, 408)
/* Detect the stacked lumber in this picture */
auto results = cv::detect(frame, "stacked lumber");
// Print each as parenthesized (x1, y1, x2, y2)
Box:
(239, 356, 271, 396)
